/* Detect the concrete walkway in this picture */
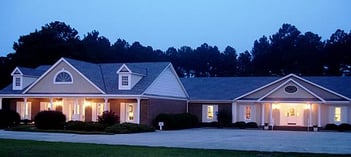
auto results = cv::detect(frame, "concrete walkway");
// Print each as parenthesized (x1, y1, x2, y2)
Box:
(0, 128, 350, 154)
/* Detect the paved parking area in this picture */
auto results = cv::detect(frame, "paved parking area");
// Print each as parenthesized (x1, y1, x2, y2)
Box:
(0, 128, 350, 154)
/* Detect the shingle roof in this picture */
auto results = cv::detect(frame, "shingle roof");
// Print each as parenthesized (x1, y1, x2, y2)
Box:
(0, 65, 50, 94)
(181, 76, 351, 101)
(18, 66, 50, 77)
(181, 77, 279, 100)
(0, 58, 170, 95)
(62, 58, 170, 94)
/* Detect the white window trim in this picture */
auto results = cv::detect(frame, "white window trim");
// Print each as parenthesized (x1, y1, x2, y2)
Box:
(118, 74, 131, 90)
(13, 76, 22, 90)
(245, 105, 252, 121)
(202, 104, 218, 123)
(53, 68, 73, 84)
(334, 107, 341, 123)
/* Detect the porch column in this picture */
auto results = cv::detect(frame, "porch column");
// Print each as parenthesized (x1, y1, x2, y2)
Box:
(49, 98, 54, 110)
(318, 104, 321, 127)
(74, 98, 80, 121)
(261, 103, 265, 126)
(232, 102, 237, 123)
(136, 98, 141, 124)
(24, 97, 28, 119)
(309, 104, 312, 127)
(104, 98, 109, 111)
(269, 103, 273, 125)
(0, 98, 2, 110)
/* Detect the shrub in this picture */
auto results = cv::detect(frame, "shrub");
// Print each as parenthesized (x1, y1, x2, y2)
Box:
(98, 111, 119, 126)
(153, 113, 199, 130)
(217, 109, 232, 127)
(325, 123, 338, 130)
(234, 121, 246, 129)
(105, 123, 155, 134)
(34, 111, 66, 130)
(0, 109, 20, 129)
(338, 123, 351, 132)
(246, 122, 258, 128)
(65, 121, 105, 131)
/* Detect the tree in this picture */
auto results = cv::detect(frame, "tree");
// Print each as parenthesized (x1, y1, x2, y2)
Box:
(12, 21, 80, 67)
(80, 30, 112, 62)
(251, 35, 271, 75)
(324, 29, 351, 75)
(237, 51, 252, 75)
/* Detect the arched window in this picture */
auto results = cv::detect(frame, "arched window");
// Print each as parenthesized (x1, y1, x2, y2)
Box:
(54, 69, 73, 84)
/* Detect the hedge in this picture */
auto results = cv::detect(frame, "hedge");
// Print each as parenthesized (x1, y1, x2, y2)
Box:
(0, 109, 20, 129)
(105, 123, 155, 134)
(34, 111, 66, 130)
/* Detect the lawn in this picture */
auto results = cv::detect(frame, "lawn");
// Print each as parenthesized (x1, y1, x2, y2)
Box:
(0, 139, 349, 157)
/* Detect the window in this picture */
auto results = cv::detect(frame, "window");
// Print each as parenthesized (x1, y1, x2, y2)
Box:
(15, 77, 21, 86)
(121, 76, 129, 86)
(245, 106, 251, 120)
(54, 69, 73, 84)
(202, 104, 218, 122)
(128, 104, 134, 121)
(16, 102, 32, 120)
(335, 107, 341, 122)
(207, 105, 214, 120)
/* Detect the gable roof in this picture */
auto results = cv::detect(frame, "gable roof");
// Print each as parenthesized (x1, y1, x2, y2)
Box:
(0, 57, 171, 96)
(181, 77, 278, 101)
(181, 75, 351, 102)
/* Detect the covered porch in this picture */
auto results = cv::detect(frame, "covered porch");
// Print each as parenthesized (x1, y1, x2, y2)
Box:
(0, 96, 142, 124)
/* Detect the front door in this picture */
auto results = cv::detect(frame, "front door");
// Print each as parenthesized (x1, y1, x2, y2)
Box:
(286, 107, 297, 125)
(85, 106, 92, 122)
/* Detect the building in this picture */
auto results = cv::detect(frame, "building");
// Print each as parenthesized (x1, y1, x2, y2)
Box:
(0, 58, 350, 128)
(0, 58, 188, 125)
(182, 75, 351, 128)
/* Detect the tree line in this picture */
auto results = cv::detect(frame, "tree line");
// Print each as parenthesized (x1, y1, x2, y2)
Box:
(0, 21, 350, 88)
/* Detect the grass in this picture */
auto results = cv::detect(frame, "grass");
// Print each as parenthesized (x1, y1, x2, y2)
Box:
(0, 139, 349, 157)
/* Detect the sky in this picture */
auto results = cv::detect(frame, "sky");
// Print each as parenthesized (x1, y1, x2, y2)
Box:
(0, 0, 351, 57)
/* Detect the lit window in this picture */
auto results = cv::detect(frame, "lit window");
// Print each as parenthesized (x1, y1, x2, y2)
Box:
(128, 104, 134, 120)
(335, 107, 341, 122)
(245, 106, 251, 120)
(15, 77, 21, 86)
(54, 70, 73, 84)
(121, 76, 129, 86)
(207, 105, 214, 120)
(97, 103, 104, 116)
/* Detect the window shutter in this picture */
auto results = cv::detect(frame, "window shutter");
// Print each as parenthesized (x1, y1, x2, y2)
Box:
(202, 105, 207, 123)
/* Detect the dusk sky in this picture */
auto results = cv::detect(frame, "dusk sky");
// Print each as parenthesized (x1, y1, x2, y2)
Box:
(0, 0, 350, 57)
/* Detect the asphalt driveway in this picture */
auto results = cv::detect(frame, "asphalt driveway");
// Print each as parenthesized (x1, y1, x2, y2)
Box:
(0, 128, 350, 154)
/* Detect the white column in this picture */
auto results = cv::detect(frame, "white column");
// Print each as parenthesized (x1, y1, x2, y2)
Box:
(49, 98, 53, 110)
(269, 103, 273, 125)
(104, 98, 108, 111)
(136, 98, 141, 124)
(232, 102, 237, 123)
(309, 104, 312, 127)
(318, 104, 321, 127)
(24, 98, 28, 119)
(0, 98, 2, 110)
(261, 103, 265, 126)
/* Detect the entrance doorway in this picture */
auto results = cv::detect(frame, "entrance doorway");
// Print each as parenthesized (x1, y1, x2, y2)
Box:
(278, 103, 305, 126)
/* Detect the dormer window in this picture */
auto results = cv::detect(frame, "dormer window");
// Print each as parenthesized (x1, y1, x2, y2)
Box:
(119, 74, 131, 90)
(116, 64, 144, 90)
(11, 67, 23, 90)
(15, 77, 21, 87)
(121, 76, 129, 86)
(54, 69, 73, 84)
(117, 64, 132, 90)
